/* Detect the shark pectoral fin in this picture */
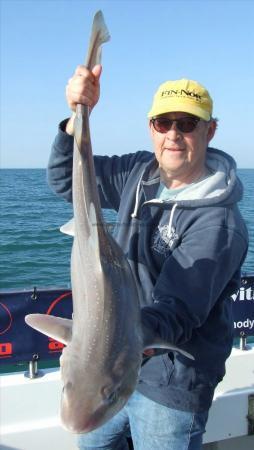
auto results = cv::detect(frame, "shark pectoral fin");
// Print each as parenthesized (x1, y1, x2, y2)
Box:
(143, 342, 195, 360)
(142, 324, 194, 360)
(60, 218, 75, 236)
(25, 314, 73, 345)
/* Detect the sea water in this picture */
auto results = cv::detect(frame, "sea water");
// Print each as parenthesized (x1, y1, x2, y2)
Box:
(0, 168, 253, 289)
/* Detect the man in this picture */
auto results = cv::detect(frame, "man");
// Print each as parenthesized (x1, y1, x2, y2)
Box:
(48, 65, 248, 450)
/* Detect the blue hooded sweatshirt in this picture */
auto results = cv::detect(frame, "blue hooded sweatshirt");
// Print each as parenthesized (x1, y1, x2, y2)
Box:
(48, 121, 248, 413)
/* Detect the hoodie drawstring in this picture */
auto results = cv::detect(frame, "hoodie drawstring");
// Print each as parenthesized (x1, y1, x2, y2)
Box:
(168, 203, 178, 238)
(131, 173, 143, 218)
(131, 173, 178, 231)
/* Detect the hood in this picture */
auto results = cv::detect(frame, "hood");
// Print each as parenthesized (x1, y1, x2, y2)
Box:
(171, 147, 243, 207)
(131, 148, 243, 217)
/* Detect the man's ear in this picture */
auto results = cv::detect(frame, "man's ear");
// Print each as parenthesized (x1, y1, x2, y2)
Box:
(207, 119, 217, 143)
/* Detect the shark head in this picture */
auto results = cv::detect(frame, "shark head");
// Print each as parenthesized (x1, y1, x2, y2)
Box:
(60, 344, 142, 433)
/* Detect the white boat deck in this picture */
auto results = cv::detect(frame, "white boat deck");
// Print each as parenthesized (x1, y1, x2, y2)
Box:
(1, 345, 254, 450)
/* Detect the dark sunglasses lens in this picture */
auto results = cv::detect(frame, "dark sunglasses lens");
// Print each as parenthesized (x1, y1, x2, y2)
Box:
(177, 118, 198, 133)
(153, 119, 172, 133)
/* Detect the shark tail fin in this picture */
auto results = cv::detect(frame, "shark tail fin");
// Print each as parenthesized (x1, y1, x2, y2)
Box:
(25, 314, 72, 345)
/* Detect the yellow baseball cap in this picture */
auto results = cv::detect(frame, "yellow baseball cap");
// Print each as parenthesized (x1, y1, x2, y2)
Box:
(147, 79, 213, 121)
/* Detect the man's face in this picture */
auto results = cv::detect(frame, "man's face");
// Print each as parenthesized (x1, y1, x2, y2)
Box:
(149, 112, 216, 186)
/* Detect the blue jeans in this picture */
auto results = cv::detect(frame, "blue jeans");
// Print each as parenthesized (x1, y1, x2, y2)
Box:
(77, 391, 209, 450)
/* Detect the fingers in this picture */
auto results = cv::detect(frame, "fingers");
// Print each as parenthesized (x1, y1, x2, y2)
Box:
(91, 64, 102, 80)
(66, 64, 102, 112)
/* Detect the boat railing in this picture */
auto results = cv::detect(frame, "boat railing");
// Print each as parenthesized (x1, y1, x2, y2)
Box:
(0, 275, 253, 375)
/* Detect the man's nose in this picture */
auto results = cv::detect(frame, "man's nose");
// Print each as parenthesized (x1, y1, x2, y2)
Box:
(165, 122, 180, 139)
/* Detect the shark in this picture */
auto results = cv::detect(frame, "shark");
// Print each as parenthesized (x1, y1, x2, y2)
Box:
(25, 11, 193, 434)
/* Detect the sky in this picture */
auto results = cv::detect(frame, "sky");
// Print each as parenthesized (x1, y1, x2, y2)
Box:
(1, 0, 254, 168)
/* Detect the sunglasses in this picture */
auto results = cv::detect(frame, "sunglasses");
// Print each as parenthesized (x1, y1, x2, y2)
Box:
(151, 116, 200, 134)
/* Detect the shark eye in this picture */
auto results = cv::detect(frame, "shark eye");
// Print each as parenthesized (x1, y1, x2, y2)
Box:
(101, 387, 118, 404)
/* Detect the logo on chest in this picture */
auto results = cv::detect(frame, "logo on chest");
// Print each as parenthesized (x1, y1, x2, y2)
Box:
(152, 225, 179, 255)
